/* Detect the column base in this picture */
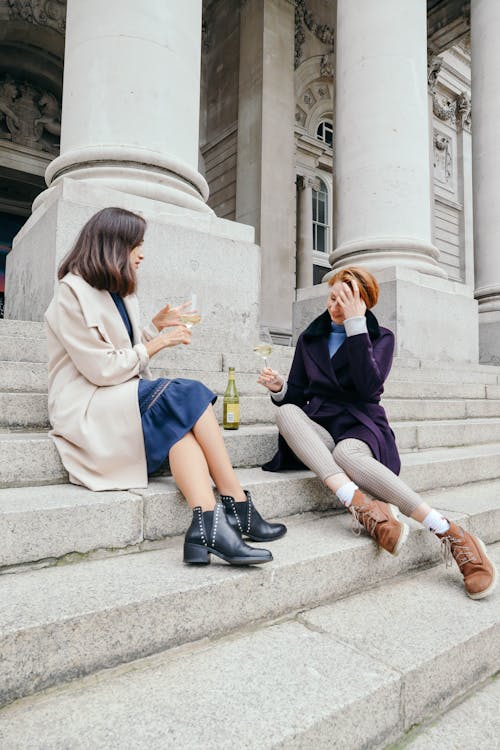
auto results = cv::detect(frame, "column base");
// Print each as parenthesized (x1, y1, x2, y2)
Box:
(478, 311, 500, 365)
(5, 179, 259, 349)
(33, 146, 212, 214)
(293, 266, 479, 363)
(328, 238, 447, 279)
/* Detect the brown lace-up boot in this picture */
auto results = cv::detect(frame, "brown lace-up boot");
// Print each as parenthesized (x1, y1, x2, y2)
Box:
(349, 490, 409, 555)
(437, 521, 497, 599)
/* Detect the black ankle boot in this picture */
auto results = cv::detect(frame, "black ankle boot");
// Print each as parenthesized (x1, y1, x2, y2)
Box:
(220, 490, 287, 542)
(183, 502, 273, 566)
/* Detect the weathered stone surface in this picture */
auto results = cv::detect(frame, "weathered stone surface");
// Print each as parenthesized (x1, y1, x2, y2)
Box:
(0, 485, 143, 567)
(302, 544, 500, 730)
(0, 362, 47, 393)
(1, 471, 499, 571)
(0, 546, 497, 749)
(0, 393, 49, 429)
(0, 621, 402, 750)
(0, 512, 461, 705)
(404, 676, 500, 749)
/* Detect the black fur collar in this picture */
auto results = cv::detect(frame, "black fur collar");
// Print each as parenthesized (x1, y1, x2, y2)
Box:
(303, 308, 381, 340)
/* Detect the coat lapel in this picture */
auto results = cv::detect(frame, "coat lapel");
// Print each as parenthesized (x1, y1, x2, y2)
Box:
(302, 308, 381, 382)
(63, 273, 131, 348)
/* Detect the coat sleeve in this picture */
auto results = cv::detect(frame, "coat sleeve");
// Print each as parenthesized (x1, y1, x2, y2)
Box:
(273, 335, 309, 407)
(345, 330, 395, 400)
(53, 283, 150, 386)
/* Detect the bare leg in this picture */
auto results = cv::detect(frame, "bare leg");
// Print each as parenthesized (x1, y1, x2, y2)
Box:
(169, 431, 216, 511)
(191, 405, 246, 500)
(410, 502, 434, 522)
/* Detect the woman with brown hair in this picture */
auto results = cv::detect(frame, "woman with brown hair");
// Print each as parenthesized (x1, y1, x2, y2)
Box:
(259, 266, 496, 599)
(45, 206, 286, 567)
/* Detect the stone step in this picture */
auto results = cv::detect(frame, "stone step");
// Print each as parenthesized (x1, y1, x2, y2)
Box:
(5, 384, 500, 433)
(401, 675, 500, 749)
(0, 495, 498, 709)
(1, 421, 500, 489)
(2, 461, 499, 571)
(2, 355, 500, 402)
(0, 392, 279, 429)
(0, 539, 497, 746)
(0, 425, 279, 487)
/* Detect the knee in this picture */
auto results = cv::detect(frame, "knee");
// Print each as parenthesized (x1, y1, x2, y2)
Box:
(332, 440, 357, 471)
(275, 403, 301, 432)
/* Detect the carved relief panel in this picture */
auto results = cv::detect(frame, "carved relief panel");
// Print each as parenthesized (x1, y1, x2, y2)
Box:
(433, 130, 454, 190)
(8, 0, 66, 34)
(0, 75, 61, 154)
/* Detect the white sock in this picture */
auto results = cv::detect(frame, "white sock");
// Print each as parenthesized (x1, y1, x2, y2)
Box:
(422, 510, 450, 535)
(335, 481, 358, 508)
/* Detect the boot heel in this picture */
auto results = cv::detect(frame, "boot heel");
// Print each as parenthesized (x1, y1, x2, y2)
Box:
(183, 542, 210, 565)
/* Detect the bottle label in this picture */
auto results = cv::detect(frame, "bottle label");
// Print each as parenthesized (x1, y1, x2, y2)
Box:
(225, 404, 240, 423)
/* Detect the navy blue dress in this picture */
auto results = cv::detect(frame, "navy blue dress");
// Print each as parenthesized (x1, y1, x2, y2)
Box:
(110, 294, 217, 475)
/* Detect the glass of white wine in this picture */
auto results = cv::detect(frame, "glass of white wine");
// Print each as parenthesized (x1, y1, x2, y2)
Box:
(253, 326, 273, 368)
(180, 292, 201, 330)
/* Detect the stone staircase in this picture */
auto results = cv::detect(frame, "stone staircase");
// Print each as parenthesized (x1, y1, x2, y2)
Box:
(0, 319, 499, 749)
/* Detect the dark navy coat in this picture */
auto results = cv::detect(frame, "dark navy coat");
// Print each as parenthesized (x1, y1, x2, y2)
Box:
(263, 309, 401, 475)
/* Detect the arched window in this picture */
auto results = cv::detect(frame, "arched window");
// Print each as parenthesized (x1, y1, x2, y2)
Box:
(312, 179, 329, 253)
(316, 120, 333, 148)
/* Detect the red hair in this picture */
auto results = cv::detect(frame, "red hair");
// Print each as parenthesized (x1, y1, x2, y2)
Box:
(328, 266, 379, 309)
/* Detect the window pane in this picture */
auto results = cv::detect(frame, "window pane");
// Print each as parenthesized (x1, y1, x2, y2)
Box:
(317, 195, 326, 224)
(316, 225, 327, 252)
(313, 265, 327, 285)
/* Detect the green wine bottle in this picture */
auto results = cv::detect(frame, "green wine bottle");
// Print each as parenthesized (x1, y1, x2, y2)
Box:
(223, 367, 240, 430)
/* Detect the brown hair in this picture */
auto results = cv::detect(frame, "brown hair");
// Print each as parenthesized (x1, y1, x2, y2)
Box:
(328, 266, 379, 309)
(58, 207, 146, 296)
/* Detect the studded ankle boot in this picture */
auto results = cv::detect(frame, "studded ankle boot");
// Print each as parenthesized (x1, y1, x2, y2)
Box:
(183, 502, 273, 566)
(349, 490, 409, 556)
(220, 490, 287, 542)
(437, 521, 497, 599)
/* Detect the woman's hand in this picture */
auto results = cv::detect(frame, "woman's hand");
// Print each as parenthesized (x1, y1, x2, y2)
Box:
(337, 280, 366, 319)
(152, 301, 192, 331)
(145, 325, 191, 358)
(257, 367, 284, 393)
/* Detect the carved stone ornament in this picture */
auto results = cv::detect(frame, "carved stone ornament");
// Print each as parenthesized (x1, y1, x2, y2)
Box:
(456, 91, 472, 131)
(433, 131, 453, 185)
(293, 0, 335, 69)
(8, 0, 66, 34)
(433, 93, 457, 123)
(320, 54, 333, 79)
(295, 105, 307, 127)
(427, 53, 443, 96)
(0, 75, 61, 154)
(297, 175, 321, 191)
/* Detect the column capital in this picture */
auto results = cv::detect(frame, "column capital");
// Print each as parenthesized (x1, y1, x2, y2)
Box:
(297, 174, 320, 191)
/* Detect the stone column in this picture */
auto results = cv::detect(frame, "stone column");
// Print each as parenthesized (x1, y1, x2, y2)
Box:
(5, 0, 261, 345)
(236, 0, 296, 335)
(296, 176, 314, 289)
(471, 0, 500, 363)
(34, 0, 210, 213)
(331, 0, 443, 276)
(294, 0, 479, 361)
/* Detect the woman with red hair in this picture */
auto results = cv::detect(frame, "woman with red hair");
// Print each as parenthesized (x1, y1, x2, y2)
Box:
(259, 266, 496, 599)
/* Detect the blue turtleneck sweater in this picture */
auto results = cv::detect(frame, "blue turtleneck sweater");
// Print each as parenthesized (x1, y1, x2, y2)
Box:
(328, 321, 347, 358)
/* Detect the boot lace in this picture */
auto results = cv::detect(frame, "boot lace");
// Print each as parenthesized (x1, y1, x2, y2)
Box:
(350, 505, 380, 539)
(440, 534, 477, 569)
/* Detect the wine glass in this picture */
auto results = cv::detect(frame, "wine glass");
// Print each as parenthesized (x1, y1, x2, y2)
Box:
(253, 326, 273, 368)
(179, 291, 201, 330)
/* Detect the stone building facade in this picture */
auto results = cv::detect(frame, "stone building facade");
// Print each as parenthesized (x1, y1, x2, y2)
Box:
(1, 0, 499, 362)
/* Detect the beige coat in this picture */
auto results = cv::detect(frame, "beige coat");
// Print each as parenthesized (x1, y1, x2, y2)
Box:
(45, 273, 157, 491)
